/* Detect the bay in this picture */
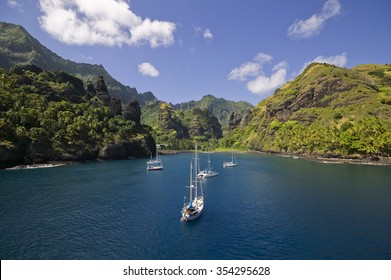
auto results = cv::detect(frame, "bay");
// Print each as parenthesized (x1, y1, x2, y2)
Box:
(0, 153, 390, 260)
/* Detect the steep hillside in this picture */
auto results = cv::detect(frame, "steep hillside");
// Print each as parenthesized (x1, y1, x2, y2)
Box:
(0, 21, 151, 105)
(222, 63, 391, 159)
(142, 102, 222, 150)
(0, 64, 155, 168)
(174, 94, 253, 128)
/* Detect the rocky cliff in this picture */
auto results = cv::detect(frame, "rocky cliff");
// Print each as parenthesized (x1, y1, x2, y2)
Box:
(222, 63, 391, 158)
(0, 65, 155, 168)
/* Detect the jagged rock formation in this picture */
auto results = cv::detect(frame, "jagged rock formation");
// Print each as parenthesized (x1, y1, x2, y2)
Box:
(228, 112, 242, 131)
(109, 97, 122, 116)
(95, 75, 111, 105)
(124, 98, 141, 123)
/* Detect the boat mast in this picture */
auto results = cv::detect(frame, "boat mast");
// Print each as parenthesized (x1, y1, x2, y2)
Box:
(194, 143, 198, 198)
(189, 161, 193, 203)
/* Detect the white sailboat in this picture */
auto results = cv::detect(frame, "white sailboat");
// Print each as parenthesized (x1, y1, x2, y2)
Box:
(223, 152, 237, 167)
(146, 146, 163, 171)
(198, 154, 218, 178)
(181, 144, 204, 222)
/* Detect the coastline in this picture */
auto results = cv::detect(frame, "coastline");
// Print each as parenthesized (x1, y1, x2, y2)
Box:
(5, 161, 76, 170)
(269, 152, 391, 166)
(3, 150, 391, 170)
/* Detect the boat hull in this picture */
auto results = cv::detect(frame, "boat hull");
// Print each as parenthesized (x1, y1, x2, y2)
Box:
(147, 166, 163, 171)
(223, 162, 237, 167)
(198, 170, 218, 178)
(181, 197, 204, 222)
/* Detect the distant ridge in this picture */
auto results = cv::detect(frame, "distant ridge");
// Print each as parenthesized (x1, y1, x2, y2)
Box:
(174, 94, 253, 128)
(0, 21, 150, 105)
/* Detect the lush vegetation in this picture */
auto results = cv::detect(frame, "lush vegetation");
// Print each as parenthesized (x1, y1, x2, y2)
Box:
(221, 63, 391, 158)
(174, 94, 253, 129)
(142, 102, 222, 150)
(0, 65, 153, 168)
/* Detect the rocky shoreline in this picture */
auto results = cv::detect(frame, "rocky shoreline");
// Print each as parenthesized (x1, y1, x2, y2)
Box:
(273, 152, 391, 166)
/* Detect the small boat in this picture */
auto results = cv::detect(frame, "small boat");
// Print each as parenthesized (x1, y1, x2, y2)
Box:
(146, 146, 163, 171)
(198, 154, 218, 178)
(181, 144, 204, 222)
(223, 152, 237, 167)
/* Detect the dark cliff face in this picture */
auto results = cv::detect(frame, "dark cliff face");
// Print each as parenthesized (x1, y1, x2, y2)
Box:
(109, 98, 122, 116)
(228, 112, 242, 131)
(188, 108, 222, 139)
(124, 99, 141, 123)
(265, 76, 358, 122)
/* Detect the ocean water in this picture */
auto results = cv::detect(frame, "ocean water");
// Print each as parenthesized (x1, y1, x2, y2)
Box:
(0, 152, 390, 260)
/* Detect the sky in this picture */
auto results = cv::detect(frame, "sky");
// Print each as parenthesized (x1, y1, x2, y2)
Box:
(1, 0, 391, 105)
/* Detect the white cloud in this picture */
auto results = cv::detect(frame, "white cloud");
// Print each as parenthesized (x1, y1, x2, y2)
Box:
(138, 62, 160, 77)
(7, 0, 23, 11)
(311, 52, 347, 67)
(227, 62, 262, 81)
(228, 52, 288, 96)
(254, 52, 273, 64)
(76, 54, 93, 61)
(247, 62, 288, 95)
(38, 0, 176, 48)
(287, 0, 341, 39)
(194, 26, 213, 41)
(300, 52, 347, 73)
(203, 29, 213, 40)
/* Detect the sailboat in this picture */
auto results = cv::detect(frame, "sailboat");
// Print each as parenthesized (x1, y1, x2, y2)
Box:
(180, 144, 204, 222)
(198, 153, 218, 178)
(223, 152, 237, 167)
(146, 146, 163, 171)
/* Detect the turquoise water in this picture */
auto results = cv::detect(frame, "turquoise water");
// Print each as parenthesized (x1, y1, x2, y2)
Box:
(0, 153, 390, 259)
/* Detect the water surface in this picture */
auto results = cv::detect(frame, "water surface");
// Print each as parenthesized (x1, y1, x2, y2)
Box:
(1, 153, 390, 259)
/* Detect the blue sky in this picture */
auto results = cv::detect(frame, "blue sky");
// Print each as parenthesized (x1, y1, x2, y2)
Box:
(1, 0, 391, 105)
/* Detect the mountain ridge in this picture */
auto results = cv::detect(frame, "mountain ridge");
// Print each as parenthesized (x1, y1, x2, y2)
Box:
(0, 21, 143, 105)
(221, 62, 391, 160)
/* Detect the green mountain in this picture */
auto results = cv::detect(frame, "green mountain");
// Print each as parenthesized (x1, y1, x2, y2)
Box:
(174, 94, 253, 128)
(0, 21, 153, 105)
(222, 63, 391, 159)
(0, 64, 155, 168)
(142, 101, 222, 150)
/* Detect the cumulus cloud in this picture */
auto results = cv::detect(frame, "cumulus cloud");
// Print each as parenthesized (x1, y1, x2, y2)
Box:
(7, 0, 23, 11)
(38, 0, 176, 48)
(203, 28, 213, 40)
(228, 52, 288, 96)
(247, 62, 288, 95)
(300, 52, 347, 73)
(227, 62, 261, 81)
(138, 62, 160, 77)
(254, 52, 273, 64)
(287, 0, 341, 39)
(194, 26, 213, 41)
